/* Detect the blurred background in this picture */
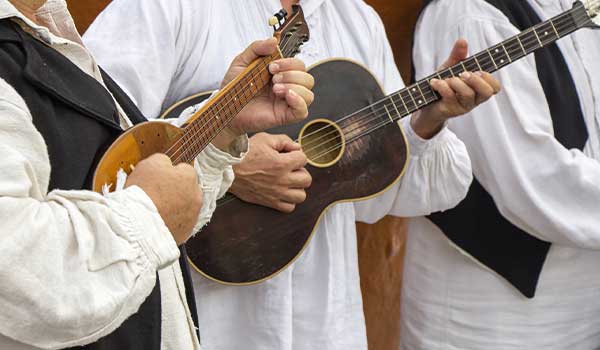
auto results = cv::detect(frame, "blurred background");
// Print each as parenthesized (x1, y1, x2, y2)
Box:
(66, 1, 423, 348)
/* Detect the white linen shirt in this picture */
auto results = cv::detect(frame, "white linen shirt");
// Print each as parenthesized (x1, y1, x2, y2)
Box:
(407, 0, 600, 349)
(0, 1, 246, 349)
(84, 0, 472, 349)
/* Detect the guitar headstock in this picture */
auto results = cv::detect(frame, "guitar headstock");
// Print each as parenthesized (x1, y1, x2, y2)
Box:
(270, 5, 310, 58)
(581, 0, 600, 27)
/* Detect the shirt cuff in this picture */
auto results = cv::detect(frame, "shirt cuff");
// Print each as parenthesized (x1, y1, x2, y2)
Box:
(401, 116, 450, 157)
(199, 134, 248, 174)
(107, 185, 180, 270)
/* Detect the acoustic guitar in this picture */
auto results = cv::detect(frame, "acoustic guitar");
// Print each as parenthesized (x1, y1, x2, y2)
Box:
(172, 1, 600, 285)
(92, 5, 309, 193)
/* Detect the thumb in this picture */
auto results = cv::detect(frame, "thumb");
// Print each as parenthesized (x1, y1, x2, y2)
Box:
(270, 134, 301, 152)
(440, 39, 468, 69)
(232, 37, 278, 67)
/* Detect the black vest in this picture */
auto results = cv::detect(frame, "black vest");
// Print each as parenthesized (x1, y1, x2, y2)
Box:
(420, 0, 589, 298)
(0, 20, 198, 348)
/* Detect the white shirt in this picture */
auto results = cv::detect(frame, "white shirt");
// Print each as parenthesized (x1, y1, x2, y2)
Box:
(0, 1, 246, 349)
(84, 0, 473, 349)
(407, 0, 600, 348)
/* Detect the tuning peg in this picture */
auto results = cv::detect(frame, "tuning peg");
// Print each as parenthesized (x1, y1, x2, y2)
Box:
(269, 8, 288, 29)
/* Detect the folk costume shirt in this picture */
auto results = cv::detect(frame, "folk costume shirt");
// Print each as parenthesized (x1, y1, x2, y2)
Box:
(0, 1, 246, 349)
(408, 0, 600, 348)
(84, 0, 472, 349)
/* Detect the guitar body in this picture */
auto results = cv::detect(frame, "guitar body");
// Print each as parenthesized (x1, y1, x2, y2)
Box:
(93, 121, 183, 192)
(185, 59, 409, 284)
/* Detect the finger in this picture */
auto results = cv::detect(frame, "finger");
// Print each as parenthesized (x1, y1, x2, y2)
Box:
(279, 189, 307, 204)
(447, 76, 476, 109)
(287, 168, 312, 188)
(430, 78, 458, 104)
(268, 133, 302, 152)
(475, 71, 502, 94)
(460, 72, 495, 105)
(270, 57, 307, 74)
(440, 39, 469, 69)
(274, 84, 314, 106)
(272, 71, 315, 90)
(175, 163, 199, 183)
(234, 38, 278, 67)
(279, 149, 308, 170)
(284, 89, 309, 121)
(147, 153, 173, 166)
(275, 201, 296, 214)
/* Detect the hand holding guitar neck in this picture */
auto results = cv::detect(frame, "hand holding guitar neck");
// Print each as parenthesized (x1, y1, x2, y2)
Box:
(411, 39, 501, 139)
(213, 38, 315, 152)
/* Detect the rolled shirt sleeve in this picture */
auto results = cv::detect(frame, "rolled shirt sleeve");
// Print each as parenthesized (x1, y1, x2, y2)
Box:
(0, 80, 180, 349)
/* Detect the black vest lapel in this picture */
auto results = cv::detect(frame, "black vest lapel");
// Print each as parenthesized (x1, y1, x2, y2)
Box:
(420, 0, 588, 298)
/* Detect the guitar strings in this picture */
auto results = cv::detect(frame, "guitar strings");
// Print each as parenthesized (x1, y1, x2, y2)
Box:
(213, 4, 594, 209)
(166, 33, 301, 162)
(298, 4, 592, 147)
(166, 34, 304, 164)
(299, 7, 581, 153)
(307, 13, 584, 161)
(301, 8, 586, 161)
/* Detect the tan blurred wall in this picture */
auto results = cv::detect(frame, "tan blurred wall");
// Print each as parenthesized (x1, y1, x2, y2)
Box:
(67, 1, 422, 349)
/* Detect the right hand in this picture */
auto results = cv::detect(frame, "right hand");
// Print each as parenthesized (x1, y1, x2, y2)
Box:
(229, 133, 312, 213)
(125, 154, 203, 245)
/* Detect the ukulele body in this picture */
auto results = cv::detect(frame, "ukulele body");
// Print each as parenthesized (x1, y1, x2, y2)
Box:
(93, 121, 183, 193)
(185, 59, 409, 285)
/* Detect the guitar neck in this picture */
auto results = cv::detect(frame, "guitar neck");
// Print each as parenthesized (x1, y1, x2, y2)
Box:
(379, 2, 589, 123)
(165, 51, 280, 164)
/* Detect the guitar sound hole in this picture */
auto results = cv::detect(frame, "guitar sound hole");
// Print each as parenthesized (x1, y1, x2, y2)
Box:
(299, 119, 345, 168)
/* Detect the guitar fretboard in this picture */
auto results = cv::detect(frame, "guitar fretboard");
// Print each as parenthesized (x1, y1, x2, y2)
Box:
(374, 2, 590, 125)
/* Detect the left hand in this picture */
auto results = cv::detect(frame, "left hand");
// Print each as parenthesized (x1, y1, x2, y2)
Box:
(213, 38, 314, 150)
(411, 39, 502, 139)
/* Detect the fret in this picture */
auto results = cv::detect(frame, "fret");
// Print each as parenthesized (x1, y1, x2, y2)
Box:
(516, 35, 527, 55)
(397, 91, 410, 115)
(500, 43, 512, 63)
(473, 56, 483, 71)
(463, 57, 480, 72)
(400, 90, 417, 112)
(406, 86, 419, 109)
(486, 49, 498, 70)
(460, 61, 468, 72)
(415, 83, 427, 106)
(490, 46, 509, 68)
(474, 52, 493, 72)
(383, 105, 394, 123)
(549, 19, 560, 38)
(390, 96, 403, 119)
(532, 27, 543, 46)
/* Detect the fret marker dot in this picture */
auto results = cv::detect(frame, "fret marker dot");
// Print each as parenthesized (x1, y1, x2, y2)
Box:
(500, 59, 505, 63)
(250, 82, 254, 86)
(412, 88, 416, 92)
(545, 31, 548, 35)
(418, 100, 422, 104)
(495, 48, 499, 53)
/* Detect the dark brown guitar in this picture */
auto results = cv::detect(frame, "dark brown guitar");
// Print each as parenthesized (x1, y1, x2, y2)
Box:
(174, 1, 600, 285)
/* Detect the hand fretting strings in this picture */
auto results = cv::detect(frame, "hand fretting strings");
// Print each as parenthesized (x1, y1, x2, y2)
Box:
(300, 3, 593, 161)
(163, 33, 304, 164)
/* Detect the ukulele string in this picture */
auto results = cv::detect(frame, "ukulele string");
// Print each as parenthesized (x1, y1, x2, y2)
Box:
(303, 9, 584, 161)
(165, 33, 300, 162)
(299, 8, 582, 154)
(165, 34, 304, 164)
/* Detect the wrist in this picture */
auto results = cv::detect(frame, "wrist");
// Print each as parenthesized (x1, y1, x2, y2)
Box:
(410, 110, 446, 139)
(212, 127, 241, 153)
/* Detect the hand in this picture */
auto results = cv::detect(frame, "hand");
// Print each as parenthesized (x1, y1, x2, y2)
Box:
(229, 133, 312, 213)
(412, 39, 502, 139)
(213, 38, 315, 150)
(125, 154, 203, 245)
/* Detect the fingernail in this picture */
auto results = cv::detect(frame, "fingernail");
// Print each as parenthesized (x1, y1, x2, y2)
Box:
(272, 73, 283, 83)
(430, 78, 440, 86)
(288, 89, 298, 98)
(474, 71, 484, 76)
(459, 72, 471, 80)
(269, 63, 280, 74)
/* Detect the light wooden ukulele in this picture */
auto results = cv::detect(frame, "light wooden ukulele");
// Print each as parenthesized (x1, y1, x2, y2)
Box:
(171, 1, 600, 285)
(92, 6, 309, 193)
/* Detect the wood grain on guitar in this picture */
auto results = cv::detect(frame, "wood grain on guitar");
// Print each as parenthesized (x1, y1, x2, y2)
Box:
(92, 5, 310, 193)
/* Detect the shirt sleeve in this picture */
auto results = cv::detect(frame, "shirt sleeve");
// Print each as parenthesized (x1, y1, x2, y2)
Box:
(413, 6, 600, 249)
(353, 6, 472, 223)
(0, 80, 180, 349)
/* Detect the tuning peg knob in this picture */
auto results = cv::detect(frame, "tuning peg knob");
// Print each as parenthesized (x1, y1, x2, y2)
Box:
(268, 16, 279, 26)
